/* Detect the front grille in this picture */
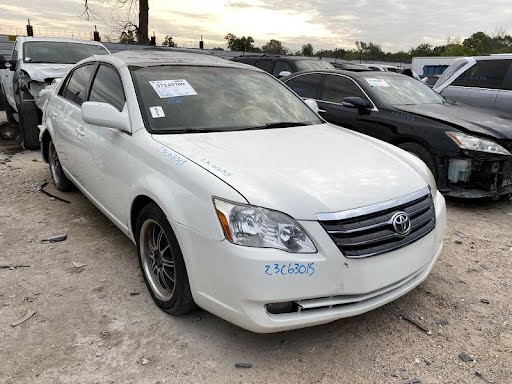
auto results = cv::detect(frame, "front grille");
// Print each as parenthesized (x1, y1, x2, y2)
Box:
(319, 189, 435, 258)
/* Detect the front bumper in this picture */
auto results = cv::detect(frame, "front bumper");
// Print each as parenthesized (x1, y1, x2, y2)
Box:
(172, 192, 446, 333)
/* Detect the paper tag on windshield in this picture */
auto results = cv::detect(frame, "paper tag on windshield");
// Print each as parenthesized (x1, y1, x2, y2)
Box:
(150, 79, 198, 98)
(150, 106, 165, 118)
(366, 78, 390, 87)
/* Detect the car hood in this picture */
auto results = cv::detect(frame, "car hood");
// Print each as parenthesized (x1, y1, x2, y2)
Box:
(153, 124, 428, 220)
(394, 103, 512, 140)
(21, 63, 73, 82)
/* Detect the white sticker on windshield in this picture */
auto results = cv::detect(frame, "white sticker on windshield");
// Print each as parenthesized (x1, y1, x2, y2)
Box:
(366, 78, 390, 87)
(150, 106, 165, 118)
(149, 79, 198, 98)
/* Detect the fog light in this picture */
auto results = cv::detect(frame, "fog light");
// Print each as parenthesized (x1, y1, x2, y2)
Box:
(448, 158, 472, 183)
(266, 302, 297, 314)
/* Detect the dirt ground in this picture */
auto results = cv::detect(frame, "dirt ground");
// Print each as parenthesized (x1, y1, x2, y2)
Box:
(0, 137, 511, 384)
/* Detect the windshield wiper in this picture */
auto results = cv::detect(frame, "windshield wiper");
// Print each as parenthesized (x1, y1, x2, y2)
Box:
(164, 127, 225, 134)
(234, 121, 313, 131)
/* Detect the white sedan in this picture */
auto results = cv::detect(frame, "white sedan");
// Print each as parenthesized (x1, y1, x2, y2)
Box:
(40, 50, 446, 333)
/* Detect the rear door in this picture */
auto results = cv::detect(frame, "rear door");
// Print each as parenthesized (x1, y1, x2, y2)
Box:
(284, 72, 322, 100)
(51, 63, 96, 183)
(495, 61, 512, 113)
(441, 59, 509, 109)
(316, 74, 379, 133)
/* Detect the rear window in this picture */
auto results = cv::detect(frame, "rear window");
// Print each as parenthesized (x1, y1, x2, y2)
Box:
(295, 60, 334, 71)
(131, 66, 321, 132)
(23, 42, 109, 64)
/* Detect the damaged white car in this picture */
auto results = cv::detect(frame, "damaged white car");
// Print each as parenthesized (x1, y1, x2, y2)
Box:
(39, 51, 446, 333)
(0, 37, 109, 148)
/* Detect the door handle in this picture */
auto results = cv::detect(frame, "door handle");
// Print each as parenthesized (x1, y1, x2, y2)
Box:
(76, 127, 85, 137)
(318, 109, 326, 113)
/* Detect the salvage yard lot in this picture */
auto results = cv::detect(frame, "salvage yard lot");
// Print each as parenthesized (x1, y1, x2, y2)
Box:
(0, 142, 511, 384)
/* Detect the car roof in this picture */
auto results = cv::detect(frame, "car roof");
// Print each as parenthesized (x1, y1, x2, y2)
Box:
(285, 69, 403, 79)
(462, 54, 512, 61)
(87, 50, 261, 71)
(18, 36, 106, 47)
(233, 55, 327, 61)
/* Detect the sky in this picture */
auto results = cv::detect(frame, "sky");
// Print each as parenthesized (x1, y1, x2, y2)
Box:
(1, 0, 512, 52)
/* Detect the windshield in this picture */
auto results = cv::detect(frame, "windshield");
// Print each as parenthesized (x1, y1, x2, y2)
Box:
(362, 75, 444, 105)
(23, 42, 109, 64)
(131, 66, 322, 133)
(295, 60, 334, 71)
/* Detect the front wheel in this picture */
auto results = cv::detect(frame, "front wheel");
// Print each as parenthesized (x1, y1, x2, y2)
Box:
(48, 141, 74, 191)
(136, 203, 196, 315)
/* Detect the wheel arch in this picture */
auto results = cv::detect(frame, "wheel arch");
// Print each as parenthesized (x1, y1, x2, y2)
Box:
(130, 195, 158, 239)
(40, 128, 52, 163)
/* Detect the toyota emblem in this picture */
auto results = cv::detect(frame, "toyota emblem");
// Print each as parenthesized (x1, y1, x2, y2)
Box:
(391, 211, 411, 235)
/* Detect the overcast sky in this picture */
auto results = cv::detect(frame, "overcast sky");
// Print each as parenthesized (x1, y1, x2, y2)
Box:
(1, 0, 512, 51)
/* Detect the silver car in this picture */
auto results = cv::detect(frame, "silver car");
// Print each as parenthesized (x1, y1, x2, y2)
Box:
(433, 55, 512, 113)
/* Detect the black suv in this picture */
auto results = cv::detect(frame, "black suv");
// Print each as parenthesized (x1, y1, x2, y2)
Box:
(230, 55, 334, 77)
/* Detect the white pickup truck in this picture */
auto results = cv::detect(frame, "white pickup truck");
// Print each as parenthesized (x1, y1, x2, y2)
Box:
(0, 37, 109, 148)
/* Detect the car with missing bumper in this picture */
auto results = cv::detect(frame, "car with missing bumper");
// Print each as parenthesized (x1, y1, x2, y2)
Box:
(39, 50, 445, 333)
(0, 37, 109, 149)
(283, 70, 512, 199)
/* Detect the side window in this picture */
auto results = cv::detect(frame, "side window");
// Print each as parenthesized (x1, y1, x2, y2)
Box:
(273, 60, 293, 76)
(61, 64, 95, 106)
(88, 64, 126, 111)
(452, 60, 510, 89)
(285, 74, 322, 99)
(503, 64, 512, 91)
(321, 75, 370, 104)
(255, 59, 274, 73)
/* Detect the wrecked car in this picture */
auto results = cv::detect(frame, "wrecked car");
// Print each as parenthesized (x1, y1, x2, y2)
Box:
(0, 37, 109, 149)
(283, 70, 512, 199)
(39, 50, 445, 333)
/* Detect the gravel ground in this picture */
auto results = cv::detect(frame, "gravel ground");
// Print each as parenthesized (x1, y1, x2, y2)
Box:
(0, 139, 511, 384)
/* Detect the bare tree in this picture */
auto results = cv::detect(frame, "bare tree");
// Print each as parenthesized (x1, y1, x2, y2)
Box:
(83, 0, 149, 44)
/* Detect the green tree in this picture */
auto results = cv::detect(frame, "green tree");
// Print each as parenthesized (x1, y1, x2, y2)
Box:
(262, 39, 286, 54)
(224, 33, 257, 52)
(463, 32, 494, 54)
(301, 43, 314, 56)
(162, 35, 177, 47)
(409, 43, 434, 57)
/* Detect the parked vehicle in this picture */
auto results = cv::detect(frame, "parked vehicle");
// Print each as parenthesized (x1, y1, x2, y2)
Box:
(433, 55, 512, 113)
(39, 50, 445, 332)
(283, 70, 512, 199)
(230, 55, 334, 77)
(332, 62, 371, 72)
(360, 64, 403, 73)
(0, 37, 109, 148)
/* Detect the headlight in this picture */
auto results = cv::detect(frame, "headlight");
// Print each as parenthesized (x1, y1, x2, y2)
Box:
(446, 132, 511, 156)
(214, 199, 317, 253)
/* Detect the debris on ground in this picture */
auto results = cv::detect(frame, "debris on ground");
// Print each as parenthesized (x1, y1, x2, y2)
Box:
(71, 262, 85, 268)
(475, 370, 495, 383)
(458, 352, 474, 363)
(137, 357, 150, 365)
(37, 181, 71, 204)
(40, 234, 67, 244)
(129, 291, 140, 296)
(11, 310, 36, 327)
(403, 379, 422, 384)
(234, 362, 253, 369)
(0, 264, 30, 270)
(436, 319, 449, 326)
(480, 299, 490, 304)
(454, 230, 469, 239)
(400, 314, 432, 336)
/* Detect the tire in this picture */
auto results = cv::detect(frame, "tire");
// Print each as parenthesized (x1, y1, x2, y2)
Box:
(136, 203, 195, 315)
(17, 101, 40, 149)
(398, 142, 438, 181)
(48, 141, 74, 191)
(0, 89, 16, 124)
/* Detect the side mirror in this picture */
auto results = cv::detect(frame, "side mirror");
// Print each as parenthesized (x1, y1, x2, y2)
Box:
(81, 102, 130, 132)
(278, 71, 291, 78)
(342, 97, 372, 114)
(304, 99, 319, 114)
